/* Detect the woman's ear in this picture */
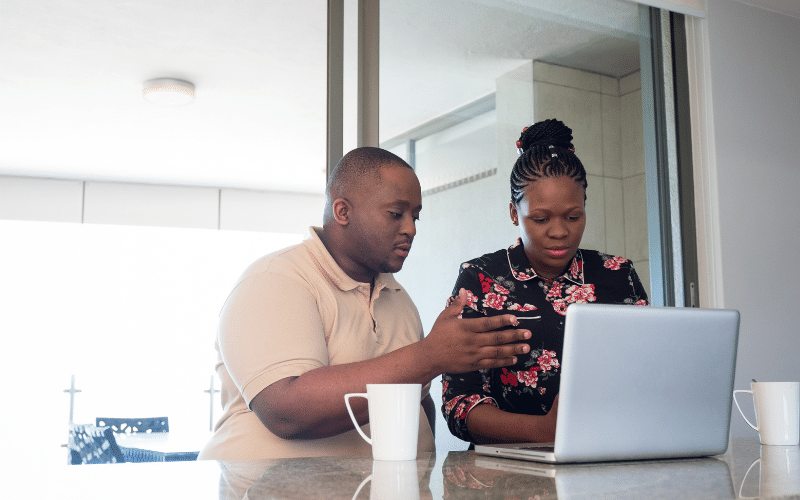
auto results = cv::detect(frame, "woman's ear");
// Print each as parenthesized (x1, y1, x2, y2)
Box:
(332, 198, 351, 226)
(509, 202, 519, 226)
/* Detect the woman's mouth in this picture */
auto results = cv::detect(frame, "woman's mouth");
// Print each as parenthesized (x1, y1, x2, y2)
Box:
(547, 248, 569, 259)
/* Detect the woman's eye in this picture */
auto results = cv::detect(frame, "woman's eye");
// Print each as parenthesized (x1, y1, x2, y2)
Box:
(532, 218, 548, 223)
(388, 212, 402, 219)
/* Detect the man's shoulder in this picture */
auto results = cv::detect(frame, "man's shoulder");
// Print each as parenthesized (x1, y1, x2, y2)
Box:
(237, 241, 317, 284)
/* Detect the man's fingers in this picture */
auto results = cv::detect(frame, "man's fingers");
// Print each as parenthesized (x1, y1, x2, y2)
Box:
(471, 313, 523, 333)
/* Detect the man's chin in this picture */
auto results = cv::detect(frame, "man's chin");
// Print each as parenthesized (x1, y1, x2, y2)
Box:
(379, 259, 406, 274)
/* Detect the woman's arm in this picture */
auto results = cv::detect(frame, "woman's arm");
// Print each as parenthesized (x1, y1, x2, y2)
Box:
(465, 394, 559, 444)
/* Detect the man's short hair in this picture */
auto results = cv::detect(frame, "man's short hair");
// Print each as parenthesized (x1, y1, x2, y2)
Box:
(324, 147, 412, 224)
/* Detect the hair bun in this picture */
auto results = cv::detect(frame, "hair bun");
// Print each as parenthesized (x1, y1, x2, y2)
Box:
(517, 118, 575, 153)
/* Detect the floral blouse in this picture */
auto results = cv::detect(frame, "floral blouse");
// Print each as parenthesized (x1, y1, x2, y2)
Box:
(441, 239, 649, 442)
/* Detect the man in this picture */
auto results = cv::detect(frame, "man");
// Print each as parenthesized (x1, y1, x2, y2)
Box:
(199, 147, 531, 460)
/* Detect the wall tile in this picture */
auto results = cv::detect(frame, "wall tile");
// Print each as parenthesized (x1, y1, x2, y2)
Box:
(601, 75, 619, 96)
(623, 173, 649, 262)
(602, 94, 622, 178)
(532, 61, 601, 93)
(582, 174, 607, 253)
(533, 82, 603, 177)
(621, 89, 645, 177)
(220, 189, 324, 234)
(496, 61, 534, 169)
(620, 71, 641, 95)
(603, 177, 625, 257)
(83, 182, 219, 229)
(0, 176, 83, 223)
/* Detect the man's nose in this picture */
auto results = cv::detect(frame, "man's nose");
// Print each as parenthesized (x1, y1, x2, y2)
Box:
(401, 214, 416, 238)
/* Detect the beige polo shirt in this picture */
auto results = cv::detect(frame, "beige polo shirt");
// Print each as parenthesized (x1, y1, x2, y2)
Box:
(199, 227, 434, 460)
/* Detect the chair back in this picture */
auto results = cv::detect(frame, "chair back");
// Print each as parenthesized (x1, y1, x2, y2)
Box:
(96, 417, 169, 434)
(68, 424, 125, 464)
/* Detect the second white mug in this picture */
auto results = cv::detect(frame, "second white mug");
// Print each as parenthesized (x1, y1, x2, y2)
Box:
(733, 381, 800, 446)
(344, 383, 421, 461)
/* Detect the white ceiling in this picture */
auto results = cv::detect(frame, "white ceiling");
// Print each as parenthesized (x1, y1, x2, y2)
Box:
(1, 0, 650, 195)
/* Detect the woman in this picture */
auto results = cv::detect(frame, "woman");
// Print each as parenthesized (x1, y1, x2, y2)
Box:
(441, 118, 648, 444)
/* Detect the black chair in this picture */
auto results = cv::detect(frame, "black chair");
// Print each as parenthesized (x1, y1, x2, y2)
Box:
(96, 416, 169, 434)
(67, 424, 125, 464)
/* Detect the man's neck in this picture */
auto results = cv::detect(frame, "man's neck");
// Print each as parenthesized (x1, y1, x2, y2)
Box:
(318, 226, 377, 284)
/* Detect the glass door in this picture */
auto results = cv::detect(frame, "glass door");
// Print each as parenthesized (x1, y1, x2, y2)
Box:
(379, 0, 674, 453)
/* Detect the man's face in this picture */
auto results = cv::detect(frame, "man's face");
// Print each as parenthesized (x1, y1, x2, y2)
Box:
(347, 164, 422, 279)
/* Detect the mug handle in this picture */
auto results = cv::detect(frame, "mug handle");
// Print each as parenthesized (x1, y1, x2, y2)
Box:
(738, 458, 761, 499)
(344, 393, 372, 445)
(733, 390, 759, 431)
(351, 474, 372, 500)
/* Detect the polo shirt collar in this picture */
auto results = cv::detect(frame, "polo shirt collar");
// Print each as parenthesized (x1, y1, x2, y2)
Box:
(306, 227, 403, 292)
(506, 238, 584, 286)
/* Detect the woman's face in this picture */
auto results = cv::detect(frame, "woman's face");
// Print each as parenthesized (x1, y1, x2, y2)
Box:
(510, 176, 586, 280)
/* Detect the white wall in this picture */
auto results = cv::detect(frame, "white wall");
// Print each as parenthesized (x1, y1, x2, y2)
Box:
(705, 0, 800, 436)
(0, 176, 325, 233)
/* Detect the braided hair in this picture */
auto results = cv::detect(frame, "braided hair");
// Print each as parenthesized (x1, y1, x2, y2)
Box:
(510, 118, 588, 204)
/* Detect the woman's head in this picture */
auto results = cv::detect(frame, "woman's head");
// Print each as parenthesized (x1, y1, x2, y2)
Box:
(509, 119, 587, 279)
(510, 118, 587, 204)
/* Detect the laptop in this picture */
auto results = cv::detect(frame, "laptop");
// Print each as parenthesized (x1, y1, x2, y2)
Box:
(472, 454, 735, 499)
(474, 304, 740, 463)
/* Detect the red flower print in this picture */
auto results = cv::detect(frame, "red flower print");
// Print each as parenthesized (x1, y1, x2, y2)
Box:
(493, 283, 510, 295)
(478, 273, 494, 293)
(552, 300, 568, 315)
(500, 368, 518, 387)
(537, 350, 560, 372)
(464, 290, 479, 310)
(603, 255, 627, 270)
(483, 292, 507, 310)
(517, 369, 538, 387)
(547, 283, 563, 299)
(516, 271, 533, 280)
(444, 396, 461, 416)
(566, 284, 596, 303)
(570, 258, 583, 278)
(507, 302, 537, 312)
(635, 299, 648, 306)
(539, 387, 546, 395)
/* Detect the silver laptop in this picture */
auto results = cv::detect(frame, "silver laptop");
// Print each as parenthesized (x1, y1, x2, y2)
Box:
(475, 304, 740, 463)
(472, 455, 734, 499)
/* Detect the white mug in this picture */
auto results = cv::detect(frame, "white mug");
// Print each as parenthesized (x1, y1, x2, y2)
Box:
(739, 445, 800, 498)
(733, 381, 800, 445)
(344, 384, 421, 461)
(351, 460, 421, 500)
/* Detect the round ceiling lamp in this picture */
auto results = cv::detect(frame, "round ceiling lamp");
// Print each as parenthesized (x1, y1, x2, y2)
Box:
(142, 78, 195, 106)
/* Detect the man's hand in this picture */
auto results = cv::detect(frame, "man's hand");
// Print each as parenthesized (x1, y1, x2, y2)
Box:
(419, 288, 531, 375)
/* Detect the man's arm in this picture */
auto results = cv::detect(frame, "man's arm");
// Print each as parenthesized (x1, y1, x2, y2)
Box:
(250, 289, 531, 440)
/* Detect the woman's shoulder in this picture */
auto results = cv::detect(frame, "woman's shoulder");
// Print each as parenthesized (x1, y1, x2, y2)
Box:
(460, 247, 508, 271)
(579, 249, 636, 270)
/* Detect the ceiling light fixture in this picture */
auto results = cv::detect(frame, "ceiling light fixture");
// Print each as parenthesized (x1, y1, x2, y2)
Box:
(142, 78, 195, 106)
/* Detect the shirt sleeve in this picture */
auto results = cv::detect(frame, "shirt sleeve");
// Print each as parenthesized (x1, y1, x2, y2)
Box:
(627, 261, 650, 305)
(217, 269, 329, 407)
(441, 264, 499, 442)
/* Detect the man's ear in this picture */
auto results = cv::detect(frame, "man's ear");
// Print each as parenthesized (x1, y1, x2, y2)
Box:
(332, 198, 351, 226)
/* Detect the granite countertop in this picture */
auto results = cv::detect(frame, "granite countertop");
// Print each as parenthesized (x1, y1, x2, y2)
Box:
(232, 438, 798, 500)
(4, 437, 797, 499)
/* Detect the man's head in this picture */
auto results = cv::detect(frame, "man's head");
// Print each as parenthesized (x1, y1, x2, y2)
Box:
(322, 147, 422, 283)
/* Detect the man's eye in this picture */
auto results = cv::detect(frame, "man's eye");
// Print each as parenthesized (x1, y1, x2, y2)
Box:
(388, 212, 402, 219)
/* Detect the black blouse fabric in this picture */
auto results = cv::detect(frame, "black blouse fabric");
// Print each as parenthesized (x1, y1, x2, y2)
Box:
(441, 239, 649, 442)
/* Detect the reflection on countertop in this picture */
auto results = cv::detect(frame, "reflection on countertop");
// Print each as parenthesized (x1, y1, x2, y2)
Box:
(2, 438, 797, 499)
